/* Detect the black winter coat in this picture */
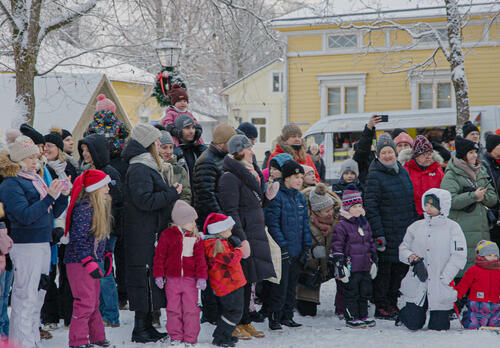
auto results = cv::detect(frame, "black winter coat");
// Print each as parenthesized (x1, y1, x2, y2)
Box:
(78, 134, 124, 238)
(192, 144, 226, 229)
(217, 156, 275, 283)
(365, 159, 418, 263)
(353, 125, 376, 184)
(174, 142, 207, 189)
(122, 139, 179, 312)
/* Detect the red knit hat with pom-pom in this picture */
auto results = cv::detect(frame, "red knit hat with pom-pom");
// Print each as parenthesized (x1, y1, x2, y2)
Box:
(167, 84, 189, 105)
(96, 94, 116, 114)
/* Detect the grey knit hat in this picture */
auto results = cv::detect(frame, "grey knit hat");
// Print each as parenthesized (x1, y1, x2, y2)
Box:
(159, 130, 174, 145)
(175, 114, 195, 130)
(377, 133, 397, 156)
(309, 183, 334, 212)
(340, 159, 359, 178)
(131, 123, 162, 149)
(228, 134, 252, 154)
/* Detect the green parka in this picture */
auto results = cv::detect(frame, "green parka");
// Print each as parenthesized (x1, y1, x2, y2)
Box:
(440, 157, 498, 273)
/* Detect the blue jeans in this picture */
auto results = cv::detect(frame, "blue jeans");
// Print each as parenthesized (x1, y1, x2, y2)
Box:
(98, 236, 120, 325)
(0, 270, 13, 337)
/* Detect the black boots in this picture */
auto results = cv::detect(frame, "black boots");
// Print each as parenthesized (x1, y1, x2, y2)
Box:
(268, 312, 283, 331)
(131, 311, 168, 343)
(296, 299, 318, 317)
(212, 321, 236, 347)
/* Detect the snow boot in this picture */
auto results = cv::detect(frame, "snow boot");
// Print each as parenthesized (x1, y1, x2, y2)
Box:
(374, 308, 396, 320)
(281, 318, 302, 328)
(346, 319, 367, 329)
(241, 324, 264, 338)
(92, 339, 111, 347)
(361, 317, 376, 327)
(296, 300, 317, 317)
(132, 311, 161, 343)
(268, 312, 283, 331)
(232, 325, 251, 340)
(69, 345, 92, 348)
(146, 311, 169, 340)
(248, 310, 266, 323)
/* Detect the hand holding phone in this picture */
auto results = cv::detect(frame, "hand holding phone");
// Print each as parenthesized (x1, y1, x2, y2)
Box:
(378, 115, 389, 122)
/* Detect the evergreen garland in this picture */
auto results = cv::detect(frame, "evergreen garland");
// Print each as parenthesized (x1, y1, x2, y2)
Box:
(152, 67, 187, 107)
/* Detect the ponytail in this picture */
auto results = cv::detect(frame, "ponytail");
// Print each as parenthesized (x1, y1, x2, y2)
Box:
(213, 238, 226, 257)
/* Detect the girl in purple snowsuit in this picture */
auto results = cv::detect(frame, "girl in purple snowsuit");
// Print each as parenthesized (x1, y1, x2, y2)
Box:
(332, 186, 378, 328)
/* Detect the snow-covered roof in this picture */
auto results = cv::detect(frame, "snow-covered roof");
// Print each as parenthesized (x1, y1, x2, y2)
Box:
(271, 0, 500, 28)
(220, 58, 284, 94)
(0, 73, 104, 133)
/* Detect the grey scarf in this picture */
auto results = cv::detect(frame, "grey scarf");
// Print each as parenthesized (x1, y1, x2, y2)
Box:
(453, 157, 480, 181)
(47, 160, 68, 180)
(130, 152, 161, 175)
(381, 160, 399, 174)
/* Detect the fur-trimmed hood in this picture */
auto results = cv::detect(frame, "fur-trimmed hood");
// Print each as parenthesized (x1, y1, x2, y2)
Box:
(301, 184, 342, 217)
(275, 136, 308, 163)
(398, 148, 444, 166)
(0, 152, 19, 178)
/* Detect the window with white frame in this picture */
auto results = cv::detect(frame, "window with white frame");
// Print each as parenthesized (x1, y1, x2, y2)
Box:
(248, 113, 268, 145)
(410, 70, 454, 110)
(327, 33, 358, 49)
(317, 73, 366, 118)
(416, 27, 448, 43)
(271, 71, 283, 92)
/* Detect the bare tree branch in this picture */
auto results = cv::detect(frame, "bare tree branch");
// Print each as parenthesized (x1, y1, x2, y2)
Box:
(0, 0, 17, 30)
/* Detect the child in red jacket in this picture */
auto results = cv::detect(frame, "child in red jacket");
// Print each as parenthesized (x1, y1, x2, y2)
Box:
(203, 213, 246, 347)
(153, 200, 207, 346)
(456, 240, 500, 329)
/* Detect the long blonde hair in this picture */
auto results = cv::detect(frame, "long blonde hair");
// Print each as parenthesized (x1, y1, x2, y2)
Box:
(78, 190, 112, 241)
(147, 142, 162, 169)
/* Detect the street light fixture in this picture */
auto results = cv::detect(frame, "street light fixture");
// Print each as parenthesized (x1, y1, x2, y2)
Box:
(156, 37, 181, 68)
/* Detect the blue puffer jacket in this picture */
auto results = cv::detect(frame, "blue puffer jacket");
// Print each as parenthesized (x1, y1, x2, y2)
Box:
(265, 185, 312, 257)
(0, 176, 68, 244)
(364, 159, 418, 262)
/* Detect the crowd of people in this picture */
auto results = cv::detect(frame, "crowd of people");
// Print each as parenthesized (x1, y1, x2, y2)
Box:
(0, 89, 499, 348)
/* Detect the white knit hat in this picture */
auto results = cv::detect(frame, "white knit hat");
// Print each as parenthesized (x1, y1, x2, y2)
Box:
(131, 124, 162, 149)
(8, 136, 40, 163)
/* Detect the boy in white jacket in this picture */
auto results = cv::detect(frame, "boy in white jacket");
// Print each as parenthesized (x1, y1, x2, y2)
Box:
(398, 188, 467, 331)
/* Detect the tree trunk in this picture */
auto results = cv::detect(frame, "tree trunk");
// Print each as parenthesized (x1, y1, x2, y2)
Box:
(445, 0, 470, 136)
(13, 57, 36, 126)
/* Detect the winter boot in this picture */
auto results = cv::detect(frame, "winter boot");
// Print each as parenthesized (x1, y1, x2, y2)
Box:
(241, 324, 264, 338)
(213, 320, 235, 347)
(374, 308, 396, 320)
(281, 318, 302, 328)
(346, 319, 367, 329)
(39, 327, 53, 340)
(145, 311, 168, 340)
(132, 311, 161, 343)
(92, 339, 111, 347)
(361, 317, 376, 327)
(152, 310, 161, 328)
(248, 310, 266, 323)
(232, 325, 251, 340)
(268, 312, 283, 331)
(296, 300, 318, 317)
(69, 345, 92, 348)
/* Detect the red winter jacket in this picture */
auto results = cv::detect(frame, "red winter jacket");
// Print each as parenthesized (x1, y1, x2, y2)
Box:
(153, 226, 207, 279)
(203, 238, 246, 297)
(404, 159, 444, 216)
(267, 143, 320, 182)
(455, 265, 500, 303)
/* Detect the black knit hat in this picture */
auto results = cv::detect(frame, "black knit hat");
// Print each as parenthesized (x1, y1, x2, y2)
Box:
(462, 121, 479, 139)
(431, 141, 451, 162)
(61, 129, 72, 140)
(281, 160, 304, 179)
(44, 132, 64, 151)
(455, 136, 479, 159)
(486, 134, 500, 153)
(20, 123, 44, 145)
(391, 128, 406, 139)
(237, 122, 258, 139)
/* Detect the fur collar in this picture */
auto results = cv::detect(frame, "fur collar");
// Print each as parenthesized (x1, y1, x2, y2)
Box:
(398, 148, 444, 166)
(0, 153, 20, 178)
(276, 137, 307, 163)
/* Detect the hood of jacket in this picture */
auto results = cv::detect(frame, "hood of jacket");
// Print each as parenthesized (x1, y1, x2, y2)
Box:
(275, 137, 307, 163)
(0, 152, 19, 178)
(78, 134, 110, 169)
(422, 187, 451, 219)
(398, 148, 443, 166)
(121, 139, 148, 163)
(369, 158, 403, 176)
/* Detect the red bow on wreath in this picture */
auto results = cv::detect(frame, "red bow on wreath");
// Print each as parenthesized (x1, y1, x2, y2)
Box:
(155, 72, 170, 97)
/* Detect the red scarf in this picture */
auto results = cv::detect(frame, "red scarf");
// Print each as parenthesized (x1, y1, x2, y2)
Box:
(311, 211, 334, 237)
(475, 254, 500, 270)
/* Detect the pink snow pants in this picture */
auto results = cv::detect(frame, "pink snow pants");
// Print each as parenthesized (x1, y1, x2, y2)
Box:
(165, 276, 200, 343)
(67, 263, 106, 346)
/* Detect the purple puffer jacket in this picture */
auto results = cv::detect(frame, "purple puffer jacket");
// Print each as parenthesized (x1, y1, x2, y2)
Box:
(331, 210, 377, 272)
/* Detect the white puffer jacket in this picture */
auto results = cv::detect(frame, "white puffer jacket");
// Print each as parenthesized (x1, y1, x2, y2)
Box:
(399, 188, 467, 310)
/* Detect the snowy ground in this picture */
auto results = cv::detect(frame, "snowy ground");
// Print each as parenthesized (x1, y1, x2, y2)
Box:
(47, 280, 499, 348)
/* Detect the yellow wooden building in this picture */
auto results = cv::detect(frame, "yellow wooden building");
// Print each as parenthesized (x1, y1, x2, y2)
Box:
(271, 1, 500, 134)
(221, 58, 284, 161)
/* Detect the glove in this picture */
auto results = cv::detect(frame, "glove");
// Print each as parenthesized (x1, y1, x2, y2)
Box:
(228, 236, 242, 248)
(196, 278, 207, 290)
(81, 256, 103, 279)
(103, 252, 113, 277)
(339, 266, 350, 283)
(50, 227, 64, 246)
(370, 263, 378, 279)
(375, 236, 387, 252)
(299, 247, 310, 266)
(411, 257, 428, 282)
(241, 240, 251, 259)
(155, 277, 165, 289)
(331, 254, 349, 282)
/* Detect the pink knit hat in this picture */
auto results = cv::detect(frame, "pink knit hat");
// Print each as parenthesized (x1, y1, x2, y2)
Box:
(96, 94, 116, 114)
(393, 132, 413, 147)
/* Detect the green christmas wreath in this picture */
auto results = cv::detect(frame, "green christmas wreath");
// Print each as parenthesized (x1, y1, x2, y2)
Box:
(152, 67, 187, 107)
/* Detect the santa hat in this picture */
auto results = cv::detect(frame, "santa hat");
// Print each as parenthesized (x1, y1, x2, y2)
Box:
(203, 213, 235, 235)
(62, 169, 111, 244)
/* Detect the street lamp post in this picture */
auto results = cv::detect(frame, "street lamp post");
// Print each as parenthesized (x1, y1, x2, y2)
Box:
(156, 37, 181, 68)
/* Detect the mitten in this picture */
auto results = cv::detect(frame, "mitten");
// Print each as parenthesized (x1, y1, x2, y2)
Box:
(228, 236, 242, 248)
(375, 236, 387, 252)
(411, 257, 428, 282)
(241, 240, 251, 259)
(103, 252, 113, 277)
(196, 278, 207, 290)
(155, 277, 165, 289)
(370, 263, 378, 279)
(81, 256, 103, 279)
